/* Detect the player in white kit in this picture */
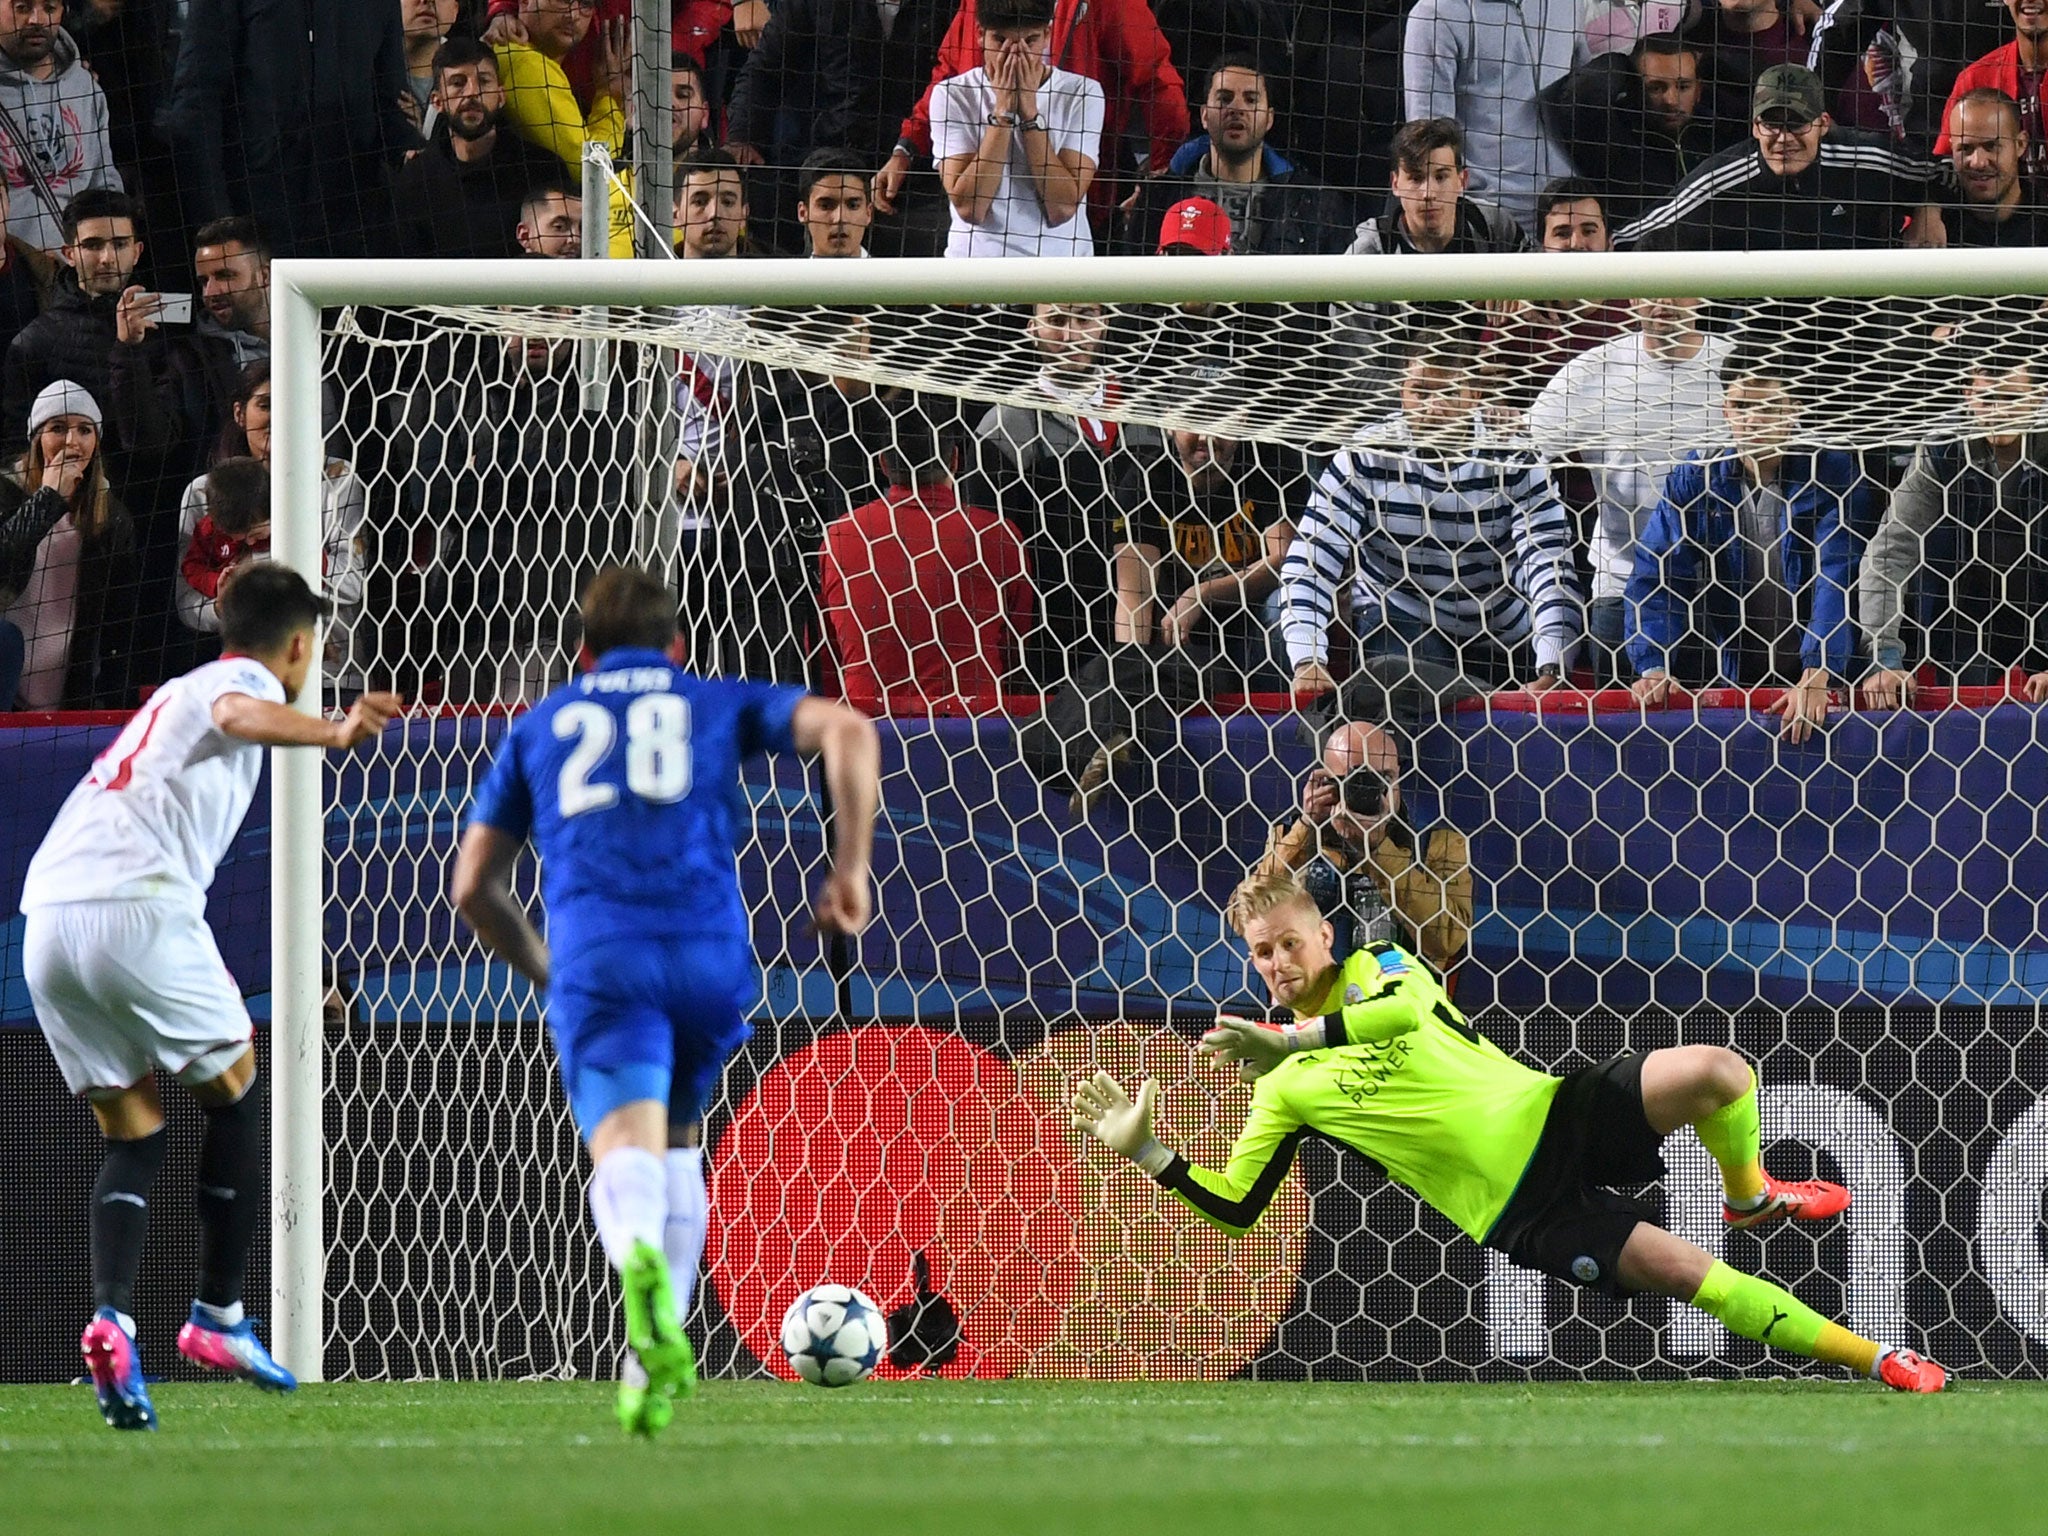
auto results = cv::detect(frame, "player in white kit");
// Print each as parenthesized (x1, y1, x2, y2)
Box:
(20, 563, 400, 1430)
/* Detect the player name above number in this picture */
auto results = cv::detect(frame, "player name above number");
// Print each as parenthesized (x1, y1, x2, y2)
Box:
(579, 669, 675, 695)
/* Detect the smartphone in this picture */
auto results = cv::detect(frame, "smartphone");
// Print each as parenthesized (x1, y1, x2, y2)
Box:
(157, 292, 194, 325)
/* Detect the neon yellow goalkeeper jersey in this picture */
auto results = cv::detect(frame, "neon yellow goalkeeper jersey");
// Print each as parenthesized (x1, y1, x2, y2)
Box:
(1156, 943, 1560, 1240)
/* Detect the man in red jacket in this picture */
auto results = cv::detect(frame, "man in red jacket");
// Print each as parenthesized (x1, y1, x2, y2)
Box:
(1935, 0, 2048, 192)
(819, 409, 1034, 712)
(871, 0, 1188, 226)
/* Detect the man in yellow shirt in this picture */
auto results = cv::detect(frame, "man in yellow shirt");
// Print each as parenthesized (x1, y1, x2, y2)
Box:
(494, 0, 634, 256)
(1070, 867, 1947, 1392)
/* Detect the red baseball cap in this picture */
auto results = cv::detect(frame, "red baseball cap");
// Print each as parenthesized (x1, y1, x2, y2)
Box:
(1157, 197, 1231, 255)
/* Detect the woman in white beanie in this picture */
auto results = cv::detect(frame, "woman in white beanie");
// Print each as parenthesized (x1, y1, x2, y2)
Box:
(0, 381, 139, 709)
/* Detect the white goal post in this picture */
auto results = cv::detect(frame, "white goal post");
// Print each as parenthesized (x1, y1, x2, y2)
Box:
(267, 247, 2048, 1384)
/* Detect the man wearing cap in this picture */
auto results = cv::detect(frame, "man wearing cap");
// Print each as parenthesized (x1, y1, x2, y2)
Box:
(1113, 54, 1351, 258)
(1156, 195, 1232, 257)
(1613, 64, 1949, 251)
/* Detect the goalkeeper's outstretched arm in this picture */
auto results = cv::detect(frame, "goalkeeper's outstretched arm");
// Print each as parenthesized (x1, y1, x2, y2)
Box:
(1071, 1070, 1306, 1237)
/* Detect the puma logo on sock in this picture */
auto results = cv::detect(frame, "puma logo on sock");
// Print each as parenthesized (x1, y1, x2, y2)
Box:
(1763, 1307, 1789, 1339)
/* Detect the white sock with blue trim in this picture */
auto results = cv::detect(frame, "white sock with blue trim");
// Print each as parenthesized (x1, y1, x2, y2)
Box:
(588, 1147, 666, 1270)
(664, 1148, 709, 1326)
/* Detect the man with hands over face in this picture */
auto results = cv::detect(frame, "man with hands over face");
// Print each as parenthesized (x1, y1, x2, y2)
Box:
(930, 0, 1104, 259)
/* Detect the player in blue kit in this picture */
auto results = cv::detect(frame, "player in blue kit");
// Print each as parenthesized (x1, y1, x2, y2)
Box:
(451, 565, 880, 1435)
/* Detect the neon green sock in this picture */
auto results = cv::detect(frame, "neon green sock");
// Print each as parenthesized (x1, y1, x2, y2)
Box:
(1689, 1261, 1879, 1374)
(1694, 1070, 1765, 1203)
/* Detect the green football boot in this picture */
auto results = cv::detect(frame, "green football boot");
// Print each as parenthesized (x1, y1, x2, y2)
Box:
(617, 1240, 696, 1436)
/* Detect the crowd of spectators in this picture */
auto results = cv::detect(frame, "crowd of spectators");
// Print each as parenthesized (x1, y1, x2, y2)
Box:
(0, 0, 2041, 810)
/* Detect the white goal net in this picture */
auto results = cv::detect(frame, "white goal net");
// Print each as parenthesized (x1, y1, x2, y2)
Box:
(271, 252, 2048, 1385)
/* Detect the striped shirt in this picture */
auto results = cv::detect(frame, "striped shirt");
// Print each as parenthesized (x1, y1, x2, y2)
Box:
(1280, 415, 1583, 671)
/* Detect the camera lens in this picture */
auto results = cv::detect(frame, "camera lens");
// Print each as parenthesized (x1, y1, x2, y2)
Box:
(1339, 770, 1387, 817)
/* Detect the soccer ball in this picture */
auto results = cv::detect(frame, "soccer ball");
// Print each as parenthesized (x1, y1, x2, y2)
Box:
(779, 1284, 887, 1387)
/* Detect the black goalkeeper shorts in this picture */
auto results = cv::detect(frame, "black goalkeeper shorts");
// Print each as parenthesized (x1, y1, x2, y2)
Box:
(1483, 1050, 1668, 1299)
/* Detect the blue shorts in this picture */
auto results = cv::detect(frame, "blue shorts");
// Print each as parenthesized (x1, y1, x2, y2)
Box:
(546, 933, 754, 1137)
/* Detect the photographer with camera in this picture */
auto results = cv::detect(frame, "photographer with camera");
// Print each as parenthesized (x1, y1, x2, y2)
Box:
(1252, 718, 1472, 986)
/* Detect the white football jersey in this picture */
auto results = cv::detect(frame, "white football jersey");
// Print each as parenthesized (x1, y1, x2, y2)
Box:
(19, 656, 287, 910)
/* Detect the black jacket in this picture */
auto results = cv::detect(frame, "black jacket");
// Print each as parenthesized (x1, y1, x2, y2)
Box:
(159, 0, 419, 257)
(391, 123, 571, 261)
(2, 275, 118, 454)
(1613, 129, 1952, 250)
(1112, 141, 1355, 256)
(725, 0, 950, 159)
(0, 474, 139, 707)
(107, 320, 266, 512)
(1540, 52, 1750, 228)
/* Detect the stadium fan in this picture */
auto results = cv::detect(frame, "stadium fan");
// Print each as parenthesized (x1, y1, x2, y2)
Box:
(172, 365, 366, 699)
(483, 0, 728, 106)
(1859, 326, 2048, 706)
(794, 147, 876, 259)
(1280, 338, 1583, 701)
(931, 0, 1104, 259)
(973, 300, 1162, 688)
(516, 184, 583, 258)
(871, 0, 1188, 231)
(1542, 30, 1752, 229)
(1689, 0, 1916, 140)
(1624, 345, 1882, 743)
(1939, 87, 2048, 247)
(1108, 428, 1300, 692)
(1481, 178, 1632, 418)
(493, 0, 635, 256)
(390, 37, 572, 261)
(19, 562, 401, 1429)
(0, 0, 124, 256)
(109, 215, 272, 490)
(1114, 53, 1353, 258)
(1612, 63, 1949, 250)
(1252, 718, 1473, 981)
(158, 0, 417, 259)
(1, 189, 143, 456)
(1071, 868, 1949, 1394)
(1528, 296, 1731, 676)
(818, 404, 1033, 710)
(400, 0, 463, 133)
(721, 0, 949, 254)
(0, 380, 137, 709)
(451, 562, 881, 1436)
(1346, 118, 1529, 258)
(670, 52, 712, 161)
(1401, 0, 1581, 234)
(1935, 0, 2048, 193)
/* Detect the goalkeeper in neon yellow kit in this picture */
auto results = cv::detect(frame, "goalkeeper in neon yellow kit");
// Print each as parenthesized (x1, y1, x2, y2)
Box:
(1071, 868, 1946, 1391)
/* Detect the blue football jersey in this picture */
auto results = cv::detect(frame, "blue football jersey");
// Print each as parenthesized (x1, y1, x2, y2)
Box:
(467, 648, 805, 962)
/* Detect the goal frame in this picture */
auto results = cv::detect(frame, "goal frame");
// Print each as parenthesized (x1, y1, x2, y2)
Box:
(267, 246, 2048, 1381)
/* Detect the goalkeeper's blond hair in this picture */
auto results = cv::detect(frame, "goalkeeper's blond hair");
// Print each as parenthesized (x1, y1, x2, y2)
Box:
(1225, 868, 1320, 938)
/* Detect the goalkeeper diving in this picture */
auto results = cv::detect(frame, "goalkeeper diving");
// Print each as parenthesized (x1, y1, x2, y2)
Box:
(1071, 868, 1946, 1391)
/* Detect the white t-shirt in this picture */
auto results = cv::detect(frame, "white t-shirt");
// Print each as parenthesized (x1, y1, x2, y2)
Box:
(1527, 330, 1731, 600)
(20, 656, 288, 910)
(931, 65, 1104, 259)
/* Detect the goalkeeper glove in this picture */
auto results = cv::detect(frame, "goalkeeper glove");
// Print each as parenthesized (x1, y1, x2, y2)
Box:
(1199, 1013, 1327, 1082)
(1198, 1014, 1290, 1082)
(1070, 1071, 1172, 1175)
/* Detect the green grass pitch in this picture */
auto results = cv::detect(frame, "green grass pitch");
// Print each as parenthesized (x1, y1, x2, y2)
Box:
(3, 1378, 2042, 1535)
